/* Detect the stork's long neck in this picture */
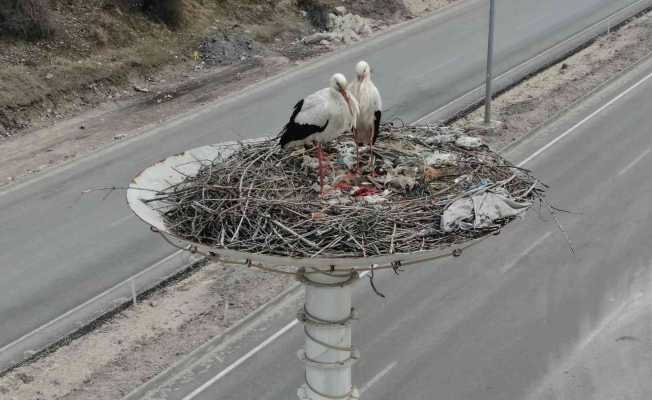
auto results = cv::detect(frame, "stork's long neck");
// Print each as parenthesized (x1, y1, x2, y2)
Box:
(333, 87, 353, 116)
(343, 91, 354, 116)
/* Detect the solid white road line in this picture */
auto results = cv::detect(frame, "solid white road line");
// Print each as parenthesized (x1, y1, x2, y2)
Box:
(360, 361, 398, 394)
(181, 320, 299, 400)
(518, 69, 652, 167)
(179, 60, 652, 400)
(501, 231, 552, 274)
(617, 148, 651, 177)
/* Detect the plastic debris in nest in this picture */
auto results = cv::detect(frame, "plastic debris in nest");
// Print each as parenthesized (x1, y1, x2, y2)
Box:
(155, 123, 545, 258)
(455, 136, 483, 149)
(441, 187, 532, 232)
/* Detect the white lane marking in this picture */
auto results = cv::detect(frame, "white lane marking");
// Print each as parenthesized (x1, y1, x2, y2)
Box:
(617, 148, 651, 177)
(518, 69, 652, 167)
(0, 249, 185, 354)
(501, 231, 552, 274)
(109, 214, 133, 228)
(360, 361, 398, 394)
(182, 270, 371, 399)
(181, 320, 298, 400)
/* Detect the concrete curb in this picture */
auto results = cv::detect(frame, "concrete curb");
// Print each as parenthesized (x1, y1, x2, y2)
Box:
(121, 279, 303, 400)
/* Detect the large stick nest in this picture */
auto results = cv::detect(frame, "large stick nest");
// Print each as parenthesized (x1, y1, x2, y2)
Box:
(155, 124, 545, 259)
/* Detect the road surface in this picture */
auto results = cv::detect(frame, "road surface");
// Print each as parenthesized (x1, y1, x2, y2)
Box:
(137, 47, 652, 400)
(0, 0, 644, 356)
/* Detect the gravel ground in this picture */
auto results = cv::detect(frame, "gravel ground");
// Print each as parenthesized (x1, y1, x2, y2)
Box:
(198, 32, 273, 66)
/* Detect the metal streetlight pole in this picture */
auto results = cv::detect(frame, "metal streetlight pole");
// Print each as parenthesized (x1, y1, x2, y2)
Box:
(484, 0, 496, 126)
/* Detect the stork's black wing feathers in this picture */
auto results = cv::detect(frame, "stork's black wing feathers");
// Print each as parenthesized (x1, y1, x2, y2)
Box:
(279, 99, 329, 148)
(372, 110, 382, 144)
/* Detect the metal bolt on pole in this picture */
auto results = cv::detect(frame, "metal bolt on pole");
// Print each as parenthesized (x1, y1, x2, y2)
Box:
(484, 0, 496, 127)
(297, 268, 360, 400)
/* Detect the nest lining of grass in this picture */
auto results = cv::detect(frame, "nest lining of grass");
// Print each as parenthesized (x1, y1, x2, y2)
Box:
(151, 124, 545, 259)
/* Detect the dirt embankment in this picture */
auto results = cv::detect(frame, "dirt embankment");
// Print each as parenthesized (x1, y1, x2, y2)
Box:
(0, 0, 316, 138)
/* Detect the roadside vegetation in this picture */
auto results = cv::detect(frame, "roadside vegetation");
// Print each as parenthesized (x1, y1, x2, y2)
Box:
(0, 0, 407, 138)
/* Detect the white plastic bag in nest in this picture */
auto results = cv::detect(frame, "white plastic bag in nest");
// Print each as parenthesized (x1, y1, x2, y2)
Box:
(441, 188, 531, 232)
(455, 136, 483, 149)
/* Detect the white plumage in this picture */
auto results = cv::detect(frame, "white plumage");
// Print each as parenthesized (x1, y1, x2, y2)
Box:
(279, 73, 357, 149)
(279, 73, 358, 195)
(348, 60, 382, 171)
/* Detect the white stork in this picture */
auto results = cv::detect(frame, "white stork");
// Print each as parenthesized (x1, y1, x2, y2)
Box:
(279, 73, 358, 195)
(348, 60, 382, 173)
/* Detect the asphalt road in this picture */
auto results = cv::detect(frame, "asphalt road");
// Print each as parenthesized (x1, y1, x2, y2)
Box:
(140, 47, 652, 400)
(0, 0, 643, 352)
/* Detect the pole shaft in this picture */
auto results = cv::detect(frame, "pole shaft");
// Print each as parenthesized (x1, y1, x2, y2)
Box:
(484, 0, 496, 125)
(298, 269, 359, 400)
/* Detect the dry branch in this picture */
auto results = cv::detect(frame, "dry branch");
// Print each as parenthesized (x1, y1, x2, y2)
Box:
(155, 124, 545, 258)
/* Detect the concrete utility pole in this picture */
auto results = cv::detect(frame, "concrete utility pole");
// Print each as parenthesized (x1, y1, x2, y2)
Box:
(297, 268, 360, 400)
(484, 0, 496, 126)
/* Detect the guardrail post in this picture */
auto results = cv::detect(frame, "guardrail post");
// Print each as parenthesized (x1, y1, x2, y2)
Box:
(131, 278, 137, 307)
